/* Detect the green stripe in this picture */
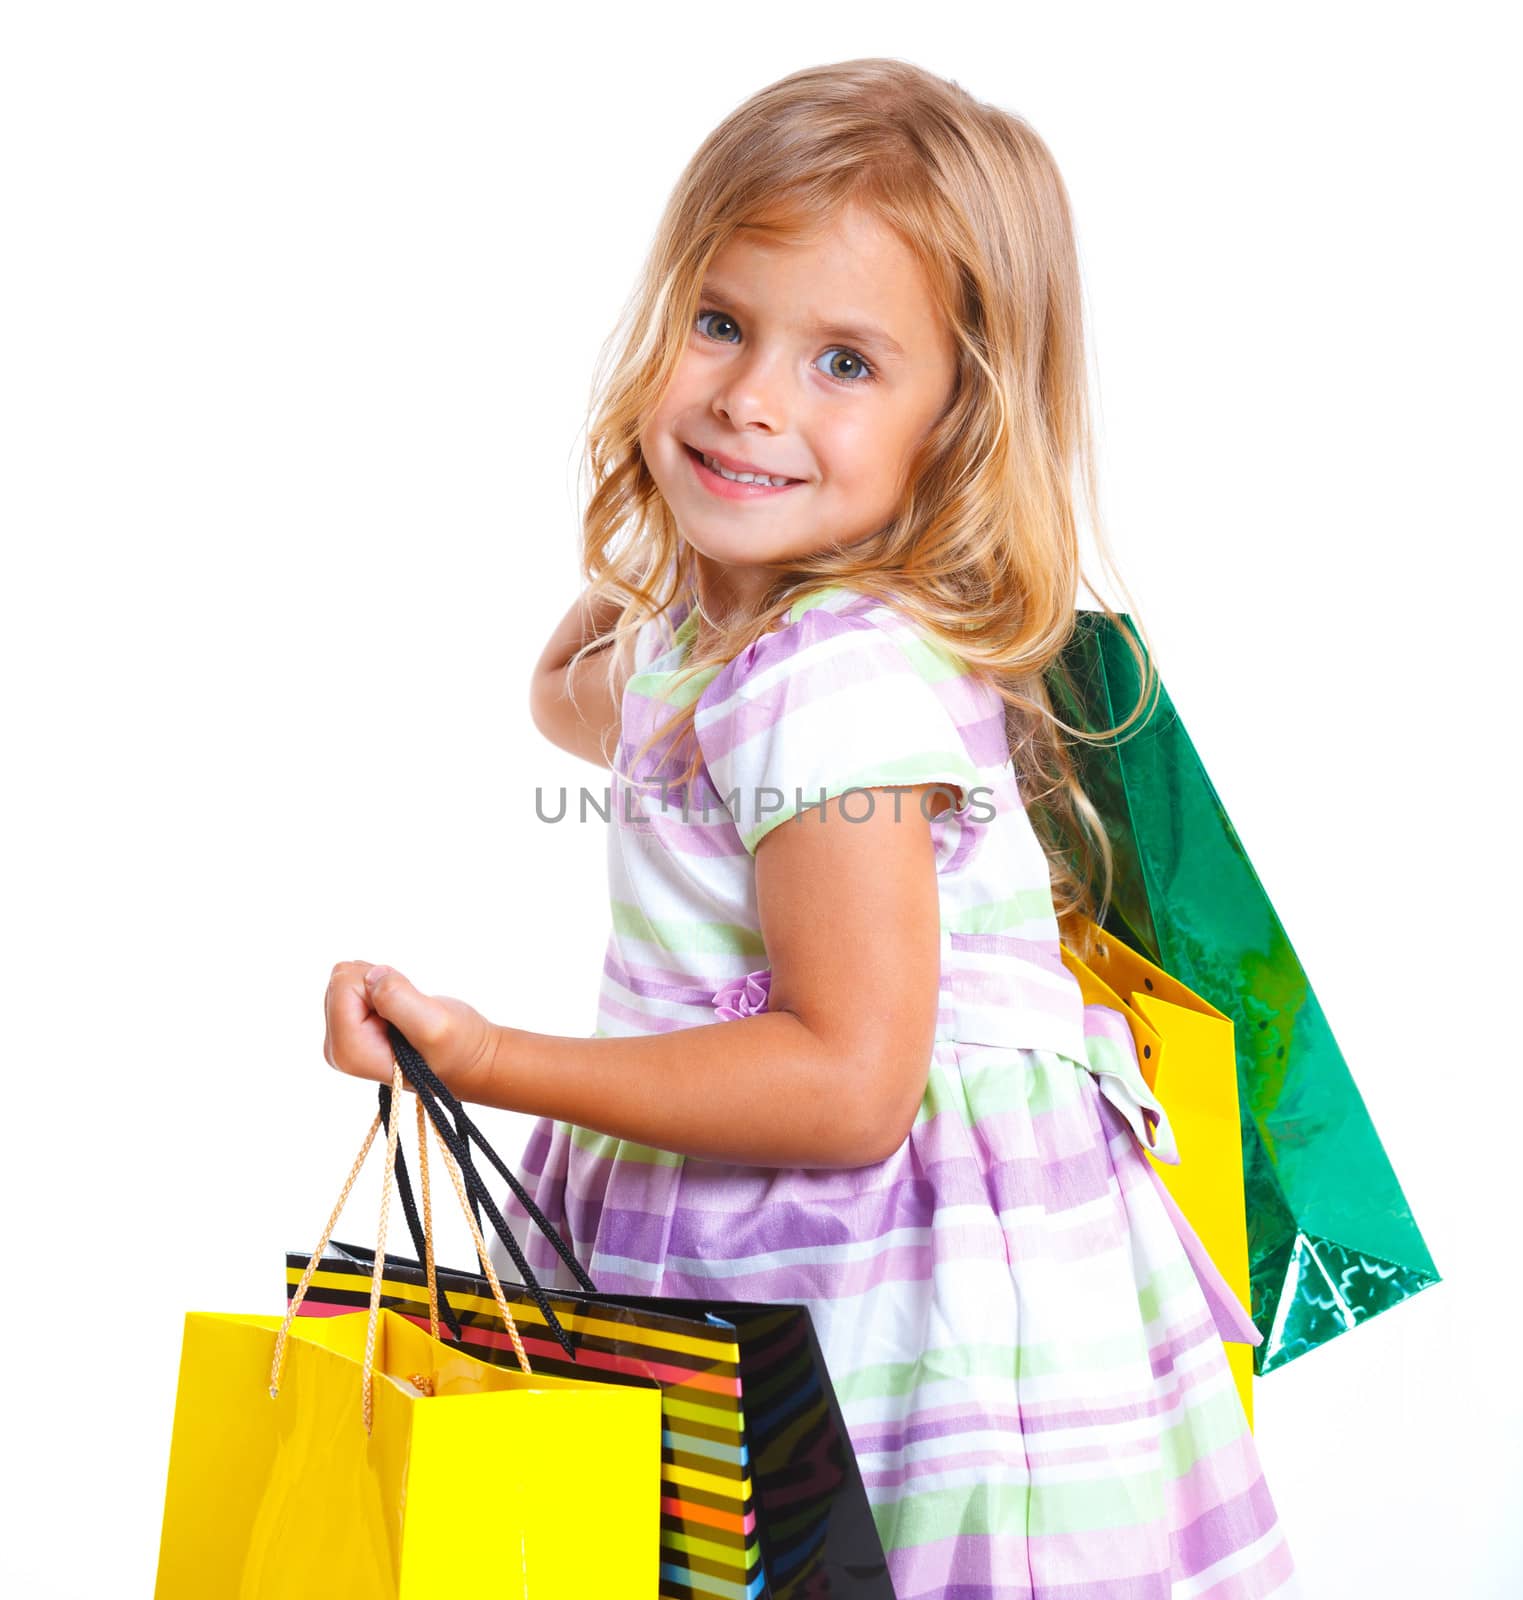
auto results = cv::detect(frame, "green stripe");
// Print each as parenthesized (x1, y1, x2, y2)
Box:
(945, 890, 1058, 934)
(627, 660, 721, 708)
(783, 585, 973, 683)
(567, 1123, 684, 1166)
(914, 1052, 1071, 1127)
(785, 585, 854, 624)
(610, 899, 766, 957)
(892, 628, 973, 684)
(1158, 1381, 1249, 1479)
(877, 1467, 1166, 1545)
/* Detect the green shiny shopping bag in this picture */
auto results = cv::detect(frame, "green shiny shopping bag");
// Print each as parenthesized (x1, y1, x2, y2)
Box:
(1047, 610, 1440, 1372)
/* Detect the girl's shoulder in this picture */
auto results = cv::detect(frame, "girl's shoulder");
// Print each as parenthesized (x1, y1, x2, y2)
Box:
(705, 582, 981, 706)
(692, 583, 990, 855)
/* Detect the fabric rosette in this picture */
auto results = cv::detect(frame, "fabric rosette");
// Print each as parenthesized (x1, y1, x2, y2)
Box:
(711, 968, 772, 1021)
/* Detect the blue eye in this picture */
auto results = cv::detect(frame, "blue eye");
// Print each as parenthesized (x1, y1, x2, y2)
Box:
(814, 347, 874, 384)
(695, 309, 741, 343)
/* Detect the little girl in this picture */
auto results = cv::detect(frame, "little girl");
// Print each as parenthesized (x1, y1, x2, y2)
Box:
(325, 58, 1298, 1598)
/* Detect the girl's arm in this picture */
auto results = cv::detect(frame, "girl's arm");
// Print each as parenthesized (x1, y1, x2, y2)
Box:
(327, 784, 953, 1170)
(528, 586, 629, 767)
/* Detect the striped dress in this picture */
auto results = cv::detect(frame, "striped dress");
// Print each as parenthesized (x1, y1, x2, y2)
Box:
(495, 583, 1298, 1599)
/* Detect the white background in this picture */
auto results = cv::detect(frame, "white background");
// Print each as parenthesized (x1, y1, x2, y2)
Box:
(2, 3, 1517, 1593)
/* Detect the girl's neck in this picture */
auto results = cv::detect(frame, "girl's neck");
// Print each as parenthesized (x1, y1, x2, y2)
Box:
(690, 558, 773, 640)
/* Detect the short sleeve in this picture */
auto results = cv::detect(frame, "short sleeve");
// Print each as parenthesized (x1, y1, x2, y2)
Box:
(694, 606, 983, 854)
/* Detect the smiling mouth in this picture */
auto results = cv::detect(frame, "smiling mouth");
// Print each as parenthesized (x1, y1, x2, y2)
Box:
(684, 443, 802, 488)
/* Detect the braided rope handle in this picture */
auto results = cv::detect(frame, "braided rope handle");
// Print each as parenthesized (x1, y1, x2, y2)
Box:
(380, 1080, 464, 1342)
(358, 1055, 410, 1430)
(416, 1093, 440, 1342)
(271, 1110, 383, 1397)
(270, 1047, 538, 1431)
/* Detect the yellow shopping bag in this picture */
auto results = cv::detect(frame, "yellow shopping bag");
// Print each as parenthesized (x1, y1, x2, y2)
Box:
(1061, 918, 1257, 1428)
(155, 1050, 661, 1597)
(155, 1307, 658, 1598)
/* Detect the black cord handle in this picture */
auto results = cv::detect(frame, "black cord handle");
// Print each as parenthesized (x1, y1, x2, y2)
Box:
(377, 1082, 465, 1342)
(406, 1073, 575, 1361)
(384, 1023, 598, 1362)
(385, 1024, 597, 1294)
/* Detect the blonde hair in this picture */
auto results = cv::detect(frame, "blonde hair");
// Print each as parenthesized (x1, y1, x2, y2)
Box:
(567, 57, 1158, 956)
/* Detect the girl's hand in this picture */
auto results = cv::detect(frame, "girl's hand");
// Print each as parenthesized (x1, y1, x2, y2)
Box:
(323, 961, 498, 1098)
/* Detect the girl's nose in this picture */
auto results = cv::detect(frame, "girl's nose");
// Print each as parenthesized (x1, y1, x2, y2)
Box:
(710, 348, 789, 433)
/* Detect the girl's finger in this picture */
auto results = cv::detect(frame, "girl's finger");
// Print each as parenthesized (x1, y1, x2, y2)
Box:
(323, 959, 392, 1080)
(362, 966, 450, 1054)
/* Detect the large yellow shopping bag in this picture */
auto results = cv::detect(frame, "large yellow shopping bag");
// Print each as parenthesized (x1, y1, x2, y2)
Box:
(156, 1307, 657, 1598)
(155, 1052, 662, 1598)
(1061, 917, 1258, 1427)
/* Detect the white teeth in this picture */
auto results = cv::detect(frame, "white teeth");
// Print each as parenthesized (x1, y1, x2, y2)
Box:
(702, 453, 792, 487)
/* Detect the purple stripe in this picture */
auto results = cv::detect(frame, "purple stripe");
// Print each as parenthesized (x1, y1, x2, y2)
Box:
(948, 931, 1070, 964)
(601, 948, 723, 1005)
(616, 697, 695, 775)
(849, 1362, 1230, 1453)
(852, 1406, 1025, 1453)
(642, 821, 748, 859)
(594, 994, 693, 1034)
(531, 1146, 1207, 1288)
(565, 1141, 1124, 1269)
(1172, 1475, 1281, 1580)
(956, 699, 1011, 768)
(1009, 1389, 1179, 1434)
(948, 960, 1077, 1014)
(630, 810, 747, 859)
(1164, 1430, 1268, 1519)
(884, 1531, 1175, 1600)
(515, 1099, 1225, 1291)
(860, 1444, 1036, 1491)
(602, 946, 728, 990)
(851, 1394, 1167, 1452)
(902, 1578, 1169, 1600)
(696, 611, 858, 765)
(546, 1096, 1097, 1198)
(647, 1242, 997, 1303)
(1146, 1311, 1225, 1381)
(939, 810, 985, 873)
(549, 1083, 1116, 1205)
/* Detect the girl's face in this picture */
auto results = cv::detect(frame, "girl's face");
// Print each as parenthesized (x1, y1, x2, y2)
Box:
(639, 204, 958, 609)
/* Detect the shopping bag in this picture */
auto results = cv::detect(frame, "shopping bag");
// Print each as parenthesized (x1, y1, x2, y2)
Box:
(155, 1048, 662, 1598)
(286, 1026, 897, 1600)
(1061, 915, 1258, 1426)
(155, 1307, 658, 1599)
(1048, 609, 1440, 1371)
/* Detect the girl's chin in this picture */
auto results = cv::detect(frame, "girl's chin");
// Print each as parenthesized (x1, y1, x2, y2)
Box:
(681, 538, 789, 565)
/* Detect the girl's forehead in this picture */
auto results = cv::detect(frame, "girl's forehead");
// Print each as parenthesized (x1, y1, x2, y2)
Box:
(712, 202, 895, 267)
